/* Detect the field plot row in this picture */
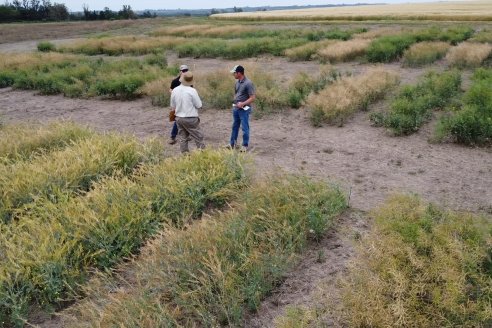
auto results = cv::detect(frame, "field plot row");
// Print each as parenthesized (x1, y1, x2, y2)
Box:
(58, 176, 346, 327)
(274, 195, 492, 328)
(37, 24, 490, 65)
(0, 122, 257, 326)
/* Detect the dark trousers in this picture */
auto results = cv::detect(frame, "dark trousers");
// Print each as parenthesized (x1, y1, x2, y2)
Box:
(170, 121, 178, 139)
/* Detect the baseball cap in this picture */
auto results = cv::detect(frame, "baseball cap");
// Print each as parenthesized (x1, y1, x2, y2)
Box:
(179, 64, 189, 71)
(230, 65, 244, 74)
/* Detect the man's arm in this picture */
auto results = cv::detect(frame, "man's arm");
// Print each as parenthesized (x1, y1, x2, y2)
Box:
(192, 89, 203, 109)
(170, 89, 176, 110)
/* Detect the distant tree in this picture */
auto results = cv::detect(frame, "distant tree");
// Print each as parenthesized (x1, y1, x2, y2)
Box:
(48, 2, 67, 20)
(233, 6, 243, 12)
(210, 8, 219, 15)
(118, 4, 135, 19)
(82, 3, 89, 19)
(0, 4, 19, 21)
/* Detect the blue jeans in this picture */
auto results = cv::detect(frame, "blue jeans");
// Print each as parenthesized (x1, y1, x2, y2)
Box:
(230, 107, 250, 147)
(171, 121, 178, 139)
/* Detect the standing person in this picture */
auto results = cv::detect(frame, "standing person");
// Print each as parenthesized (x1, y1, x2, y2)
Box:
(168, 64, 190, 145)
(229, 65, 256, 152)
(170, 71, 205, 153)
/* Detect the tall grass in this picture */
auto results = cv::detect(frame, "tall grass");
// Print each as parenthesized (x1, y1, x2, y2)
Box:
(366, 26, 473, 63)
(175, 37, 308, 59)
(155, 25, 363, 41)
(307, 68, 399, 126)
(58, 36, 186, 56)
(402, 41, 451, 67)
(0, 122, 93, 162)
(445, 42, 492, 68)
(436, 68, 492, 145)
(63, 175, 346, 327)
(198, 66, 337, 113)
(318, 39, 372, 63)
(153, 24, 258, 38)
(285, 39, 336, 61)
(0, 150, 248, 326)
(0, 133, 161, 222)
(371, 70, 461, 135)
(339, 195, 492, 327)
(470, 29, 492, 43)
(0, 55, 171, 100)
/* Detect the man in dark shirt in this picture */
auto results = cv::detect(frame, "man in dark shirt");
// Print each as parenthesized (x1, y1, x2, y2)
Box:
(168, 64, 189, 145)
(229, 65, 256, 152)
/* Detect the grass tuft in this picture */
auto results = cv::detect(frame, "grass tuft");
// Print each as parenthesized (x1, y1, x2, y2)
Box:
(307, 68, 399, 126)
(339, 195, 492, 327)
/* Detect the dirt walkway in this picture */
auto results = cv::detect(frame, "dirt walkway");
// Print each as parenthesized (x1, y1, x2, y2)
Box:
(1, 87, 490, 213)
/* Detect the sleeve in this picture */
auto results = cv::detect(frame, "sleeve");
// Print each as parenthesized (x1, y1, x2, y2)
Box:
(170, 78, 179, 90)
(247, 81, 256, 96)
(170, 89, 176, 108)
(192, 89, 202, 109)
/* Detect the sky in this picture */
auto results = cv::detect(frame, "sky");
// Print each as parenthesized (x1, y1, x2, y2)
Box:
(59, 0, 440, 12)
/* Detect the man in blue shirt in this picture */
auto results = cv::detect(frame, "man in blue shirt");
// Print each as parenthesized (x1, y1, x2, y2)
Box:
(229, 65, 256, 152)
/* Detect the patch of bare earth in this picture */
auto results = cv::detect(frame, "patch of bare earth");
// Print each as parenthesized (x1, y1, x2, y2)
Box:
(1, 55, 491, 327)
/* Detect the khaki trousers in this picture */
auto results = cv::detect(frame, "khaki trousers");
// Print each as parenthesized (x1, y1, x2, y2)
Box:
(175, 117, 205, 153)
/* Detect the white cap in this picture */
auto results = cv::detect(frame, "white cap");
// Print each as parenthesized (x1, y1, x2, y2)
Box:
(179, 64, 189, 71)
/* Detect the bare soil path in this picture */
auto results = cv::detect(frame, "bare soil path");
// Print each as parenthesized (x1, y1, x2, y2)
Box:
(1, 85, 490, 213)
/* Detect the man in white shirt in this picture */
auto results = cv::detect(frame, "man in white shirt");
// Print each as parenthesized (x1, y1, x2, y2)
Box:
(170, 71, 205, 153)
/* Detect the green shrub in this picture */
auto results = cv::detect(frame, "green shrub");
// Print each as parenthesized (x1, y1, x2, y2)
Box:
(1, 56, 166, 101)
(93, 74, 146, 99)
(176, 37, 307, 59)
(0, 71, 15, 88)
(438, 68, 492, 145)
(366, 34, 416, 62)
(375, 70, 461, 135)
(37, 41, 56, 52)
(408, 26, 473, 45)
(340, 195, 492, 327)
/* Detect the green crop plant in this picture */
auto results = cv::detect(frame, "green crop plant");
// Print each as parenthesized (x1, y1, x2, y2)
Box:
(436, 68, 492, 145)
(339, 195, 492, 327)
(36, 41, 56, 52)
(366, 34, 417, 62)
(62, 175, 346, 327)
(373, 70, 461, 135)
(0, 149, 248, 326)
(0, 133, 161, 222)
(402, 41, 451, 67)
(0, 122, 93, 162)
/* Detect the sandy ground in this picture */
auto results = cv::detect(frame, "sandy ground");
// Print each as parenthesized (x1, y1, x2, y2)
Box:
(1, 84, 490, 214)
(1, 49, 491, 326)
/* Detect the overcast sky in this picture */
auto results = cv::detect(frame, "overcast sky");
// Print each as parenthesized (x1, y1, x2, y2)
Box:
(61, 0, 439, 12)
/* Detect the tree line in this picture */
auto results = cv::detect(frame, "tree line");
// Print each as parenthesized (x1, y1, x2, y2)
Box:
(0, 1, 155, 22)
